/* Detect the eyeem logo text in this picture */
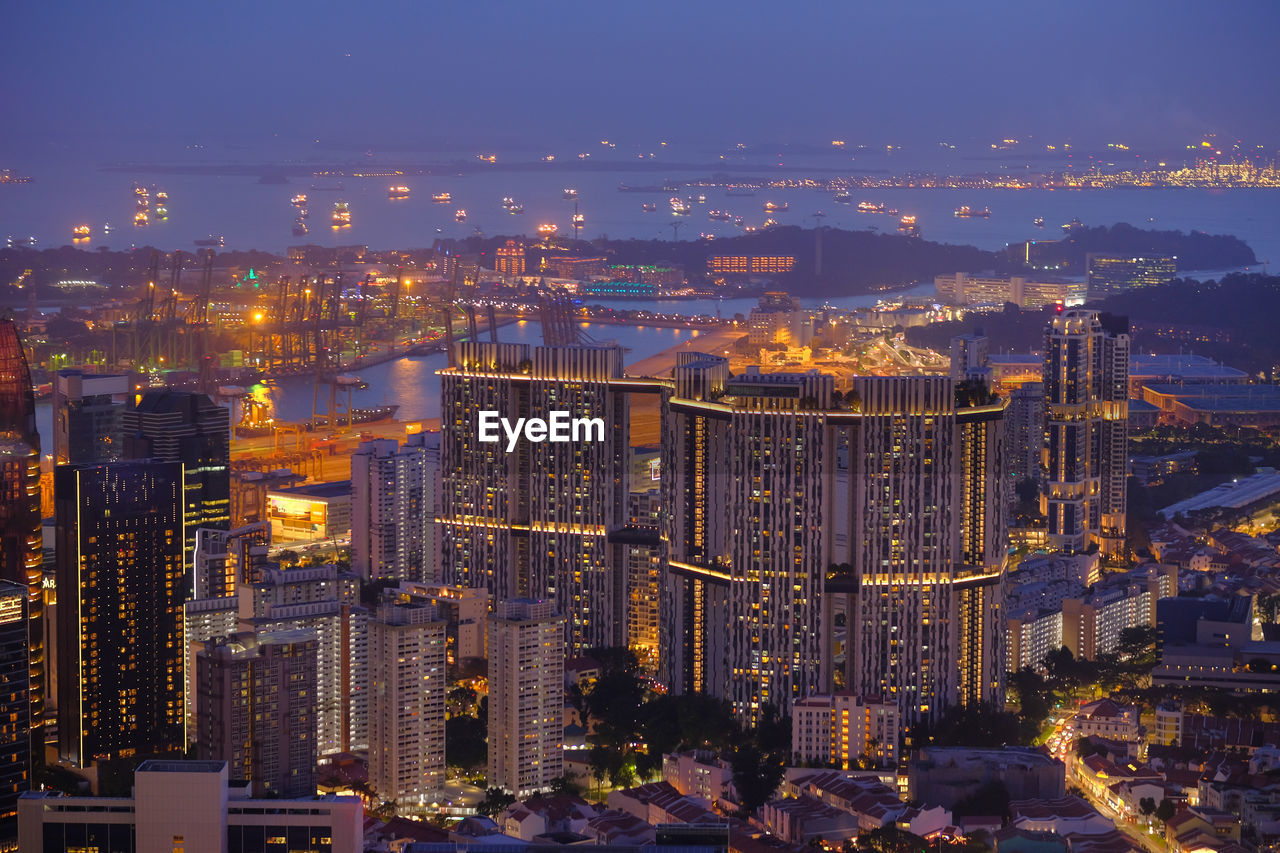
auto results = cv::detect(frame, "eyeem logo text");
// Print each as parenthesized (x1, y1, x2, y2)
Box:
(478, 410, 605, 452)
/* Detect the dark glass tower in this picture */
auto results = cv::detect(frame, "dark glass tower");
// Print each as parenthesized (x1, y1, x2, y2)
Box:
(122, 390, 231, 577)
(55, 460, 187, 765)
(52, 370, 129, 465)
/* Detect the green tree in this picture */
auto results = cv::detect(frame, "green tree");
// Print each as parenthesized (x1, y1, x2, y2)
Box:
(477, 787, 515, 817)
(1155, 798, 1176, 823)
(446, 714, 488, 770)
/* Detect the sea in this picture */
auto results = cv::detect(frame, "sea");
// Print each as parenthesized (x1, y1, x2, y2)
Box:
(3, 143, 1279, 264)
(10, 141, 1279, 450)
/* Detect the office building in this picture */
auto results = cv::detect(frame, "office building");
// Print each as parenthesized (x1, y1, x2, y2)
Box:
(439, 342, 631, 655)
(351, 432, 441, 583)
(17, 760, 361, 853)
(0, 322, 37, 447)
(934, 273, 1086, 309)
(0, 581, 30, 847)
(367, 596, 446, 807)
(1042, 310, 1130, 555)
(1086, 254, 1175, 296)
(247, 564, 363, 755)
(52, 370, 129, 465)
(196, 630, 318, 797)
(54, 460, 186, 765)
(122, 390, 231, 563)
(1127, 353, 1248, 399)
(0, 435, 42, 753)
(265, 480, 352, 544)
(0, 324, 42, 756)
(488, 598, 565, 798)
(662, 360, 1008, 725)
(791, 692, 899, 769)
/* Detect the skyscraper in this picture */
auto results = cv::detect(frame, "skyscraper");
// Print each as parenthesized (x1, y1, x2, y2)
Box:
(0, 435, 43, 753)
(1042, 310, 1130, 556)
(0, 322, 43, 754)
(949, 330, 990, 382)
(0, 580, 31, 847)
(247, 564, 364, 755)
(439, 341, 631, 655)
(367, 595, 446, 807)
(662, 357, 835, 720)
(52, 370, 129, 465)
(1085, 254, 1176, 297)
(0, 321, 37, 446)
(196, 630, 319, 797)
(350, 431, 440, 583)
(122, 389, 231, 567)
(55, 460, 187, 765)
(487, 598, 564, 798)
(662, 359, 1008, 725)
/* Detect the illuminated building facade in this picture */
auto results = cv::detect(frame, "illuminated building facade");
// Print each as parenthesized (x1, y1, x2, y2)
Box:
(439, 341, 632, 655)
(351, 432, 440, 583)
(1086, 254, 1175, 296)
(1042, 310, 1130, 556)
(367, 596, 446, 807)
(706, 255, 796, 275)
(495, 239, 527, 277)
(265, 480, 352, 544)
(488, 598, 564, 799)
(934, 273, 1086, 308)
(0, 323, 43, 754)
(0, 580, 30, 847)
(196, 630, 318, 798)
(52, 370, 128, 465)
(122, 390, 231, 566)
(662, 360, 1008, 725)
(54, 460, 186, 765)
(0, 436, 42, 755)
(791, 691, 899, 769)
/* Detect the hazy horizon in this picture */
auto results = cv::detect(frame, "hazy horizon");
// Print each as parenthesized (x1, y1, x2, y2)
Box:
(5, 0, 1280, 162)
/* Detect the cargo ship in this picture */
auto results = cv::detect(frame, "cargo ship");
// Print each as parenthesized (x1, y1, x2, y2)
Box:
(72, 224, 91, 239)
(388, 185, 411, 199)
(432, 192, 452, 203)
(455, 209, 467, 222)
(669, 197, 692, 216)
(833, 191, 851, 203)
(193, 235, 225, 247)
(763, 201, 789, 212)
(857, 201, 886, 213)
(293, 220, 309, 237)
(641, 202, 657, 212)
(954, 206, 991, 218)
(563, 188, 578, 200)
(291, 193, 308, 206)
(898, 215, 920, 237)
(331, 201, 352, 227)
